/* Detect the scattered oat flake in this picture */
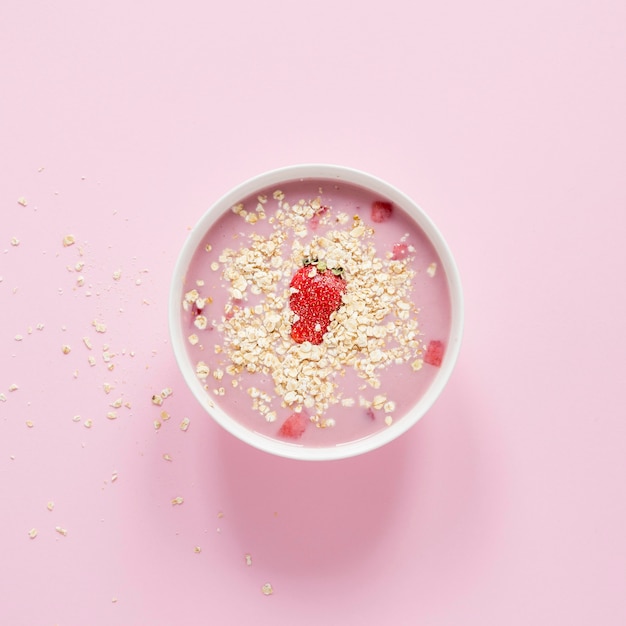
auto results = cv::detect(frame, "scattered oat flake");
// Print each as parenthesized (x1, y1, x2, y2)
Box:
(17, 197, 27, 207)
(162, 453, 173, 462)
(25, 420, 34, 428)
(28, 528, 38, 539)
(61, 344, 71, 354)
(245, 553, 253, 566)
(55, 526, 68, 536)
(63, 235, 75, 247)
(151, 394, 163, 406)
(153, 420, 161, 430)
(47, 501, 54, 511)
(111, 472, 118, 482)
(411, 359, 424, 371)
(106, 411, 117, 420)
(84, 419, 93, 429)
(171, 496, 184, 505)
(0, 394, 6, 402)
(72, 415, 81, 422)
(112, 269, 122, 281)
(10, 237, 20, 246)
(82, 337, 92, 350)
(92, 319, 106, 333)
(194, 546, 202, 554)
(196, 361, 210, 379)
(261, 583, 274, 596)
(180, 417, 190, 432)
(14, 334, 23, 341)
(426, 262, 437, 277)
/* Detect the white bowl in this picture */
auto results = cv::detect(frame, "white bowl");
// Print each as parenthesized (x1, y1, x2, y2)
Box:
(169, 164, 463, 461)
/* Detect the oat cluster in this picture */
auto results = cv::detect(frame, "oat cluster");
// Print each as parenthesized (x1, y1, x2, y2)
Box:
(184, 192, 425, 428)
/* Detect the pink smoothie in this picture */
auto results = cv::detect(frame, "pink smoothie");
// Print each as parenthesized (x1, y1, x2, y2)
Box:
(180, 179, 452, 447)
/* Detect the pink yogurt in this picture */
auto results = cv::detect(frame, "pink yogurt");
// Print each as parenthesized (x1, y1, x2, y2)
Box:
(179, 177, 453, 449)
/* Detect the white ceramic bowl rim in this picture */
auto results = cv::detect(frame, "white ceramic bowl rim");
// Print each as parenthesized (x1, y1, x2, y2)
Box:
(169, 164, 464, 461)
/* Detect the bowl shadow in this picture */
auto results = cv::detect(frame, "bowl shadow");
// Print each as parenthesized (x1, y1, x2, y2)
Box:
(211, 425, 412, 578)
(208, 361, 505, 593)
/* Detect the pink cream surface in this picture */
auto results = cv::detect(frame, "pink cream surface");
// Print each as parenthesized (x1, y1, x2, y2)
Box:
(182, 179, 452, 447)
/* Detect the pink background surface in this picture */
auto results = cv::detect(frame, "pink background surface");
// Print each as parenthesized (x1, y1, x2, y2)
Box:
(1, 1, 625, 624)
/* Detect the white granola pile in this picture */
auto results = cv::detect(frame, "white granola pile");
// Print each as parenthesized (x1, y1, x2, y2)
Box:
(183, 193, 424, 428)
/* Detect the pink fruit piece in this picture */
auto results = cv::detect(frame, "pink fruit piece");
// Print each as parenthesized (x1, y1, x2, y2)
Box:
(224, 298, 243, 320)
(278, 412, 308, 439)
(309, 205, 329, 231)
(391, 242, 408, 260)
(371, 200, 393, 223)
(424, 340, 444, 367)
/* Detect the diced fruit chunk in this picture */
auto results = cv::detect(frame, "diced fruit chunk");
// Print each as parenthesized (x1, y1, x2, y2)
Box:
(309, 205, 329, 231)
(371, 201, 393, 223)
(424, 340, 444, 367)
(278, 412, 308, 439)
(391, 242, 408, 260)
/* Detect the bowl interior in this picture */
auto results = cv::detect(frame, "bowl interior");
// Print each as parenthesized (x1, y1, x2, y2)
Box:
(169, 164, 463, 460)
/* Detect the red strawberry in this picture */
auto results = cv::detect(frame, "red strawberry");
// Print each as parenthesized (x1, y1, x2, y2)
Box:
(289, 259, 345, 345)
(371, 200, 393, 223)
(391, 242, 408, 260)
(424, 340, 444, 367)
(290, 317, 320, 344)
(278, 412, 308, 439)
